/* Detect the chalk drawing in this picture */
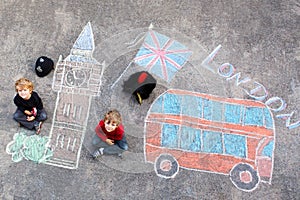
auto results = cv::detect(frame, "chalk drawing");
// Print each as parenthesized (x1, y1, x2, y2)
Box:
(226, 72, 251, 86)
(201, 44, 222, 73)
(134, 26, 193, 82)
(6, 131, 53, 163)
(218, 63, 235, 78)
(202, 45, 299, 130)
(111, 24, 193, 88)
(46, 22, 104, 169)
(84, 24, 212, 175)
(243, 81, 268, 101)
(144, 89, 275, 192)
(277, 111, 300, 129)
(265, 97, 287, 112)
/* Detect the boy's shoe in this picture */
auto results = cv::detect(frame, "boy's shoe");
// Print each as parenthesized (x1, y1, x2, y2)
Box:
(118, 153, 123, 159)
(91, 148, 104, 159)
(35, 122, 43, 135)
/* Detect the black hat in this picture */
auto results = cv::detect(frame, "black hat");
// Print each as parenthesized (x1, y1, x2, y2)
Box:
(35, 56, 54, 77)
(123, 71, 157, 104)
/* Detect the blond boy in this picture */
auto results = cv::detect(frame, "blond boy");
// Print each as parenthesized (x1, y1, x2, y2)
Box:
(13, 78, 47, 134)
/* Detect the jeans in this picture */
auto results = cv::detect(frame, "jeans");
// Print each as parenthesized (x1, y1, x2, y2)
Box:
(13, 109, 47, 130)
(92, 134, 128, 155)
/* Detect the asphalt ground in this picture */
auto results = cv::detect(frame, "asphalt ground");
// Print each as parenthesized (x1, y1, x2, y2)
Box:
(0, 0, 299, 199)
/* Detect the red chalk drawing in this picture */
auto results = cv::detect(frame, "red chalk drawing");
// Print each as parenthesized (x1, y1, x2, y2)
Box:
(144, 89, 275, 192)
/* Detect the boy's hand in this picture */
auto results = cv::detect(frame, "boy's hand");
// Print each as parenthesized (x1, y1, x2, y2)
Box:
(24, 110, 32, 115)
(105, 139, 114, 145)
(27, 116, 35, 121)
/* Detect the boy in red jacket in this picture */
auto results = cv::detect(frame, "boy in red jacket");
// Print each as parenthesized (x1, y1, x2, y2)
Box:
(92, 109, 128, 158)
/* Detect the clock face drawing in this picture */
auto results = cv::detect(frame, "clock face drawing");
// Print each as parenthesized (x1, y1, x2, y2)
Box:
(65, 69, 87, 87)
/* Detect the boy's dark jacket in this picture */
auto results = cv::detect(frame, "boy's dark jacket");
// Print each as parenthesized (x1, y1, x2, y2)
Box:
(14, 91, 43, 113)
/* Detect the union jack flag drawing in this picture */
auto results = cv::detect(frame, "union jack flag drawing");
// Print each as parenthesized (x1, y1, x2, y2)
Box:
(134, 30, 192, 82)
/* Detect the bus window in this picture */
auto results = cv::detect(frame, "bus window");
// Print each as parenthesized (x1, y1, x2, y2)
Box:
(162, 124, 179, 148)
(203, 131, 222, 153)
(179, 126, 201, 152)
(203, 99, 212, 121)
(264, 108, 274, 129)
(182, 95, 202, 118)
(244, 107, 263, 126)
(212, 101, 223, 122)
(150, 95, 163, 113)
(224, 134, 246, 158)
(163, 93, 181, 114)
(225, 104, 242, 124)
(262, 141, 274, 158)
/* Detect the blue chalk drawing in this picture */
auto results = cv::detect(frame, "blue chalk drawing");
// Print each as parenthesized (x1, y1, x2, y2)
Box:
(150, 95, 163, 113)
(162, 124, 179, 148)
(224, 134, 246, 158)
(264, 108, 274, 129)
(277, 111, 300, 130)
(66, 22, 98, 64)
(225, 104, 242, 124)
(180, 126, 201, 152)
(211, 101, 223, 121)
(182, 95, 202, 118)
(262, 141, 274, 158)
(73, 22, 94, 50)
(244, 107, 263, 126)
(203, 99, 212, 121)
(163, 93, 181, 114)
(202, 130, 223, 154)
(134, 30, 192, 82)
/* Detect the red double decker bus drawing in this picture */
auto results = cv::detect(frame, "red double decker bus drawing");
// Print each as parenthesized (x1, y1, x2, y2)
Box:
(144, 89, 275, 192)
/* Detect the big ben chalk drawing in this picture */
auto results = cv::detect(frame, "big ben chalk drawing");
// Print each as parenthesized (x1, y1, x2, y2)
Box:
(47, 22, 104, 169)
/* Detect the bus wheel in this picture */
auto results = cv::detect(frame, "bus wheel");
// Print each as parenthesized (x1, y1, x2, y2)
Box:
(230, 163, 260, 192)
(155, 154, 179, 179)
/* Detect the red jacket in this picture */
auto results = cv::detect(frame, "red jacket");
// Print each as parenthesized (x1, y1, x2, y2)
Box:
(95, 120, 124, 141)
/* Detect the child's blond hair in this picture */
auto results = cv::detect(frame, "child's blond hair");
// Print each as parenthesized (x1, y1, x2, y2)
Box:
(15, 78, 34, 92)
(104, 109, 122, 125)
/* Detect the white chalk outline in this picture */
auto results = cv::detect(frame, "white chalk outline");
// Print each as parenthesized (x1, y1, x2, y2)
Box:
(46, 22, 104, 169)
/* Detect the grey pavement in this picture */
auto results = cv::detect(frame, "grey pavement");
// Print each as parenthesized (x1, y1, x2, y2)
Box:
(0, 0, 299, 199)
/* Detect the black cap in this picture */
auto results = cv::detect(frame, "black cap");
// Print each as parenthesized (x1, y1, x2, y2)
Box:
(35, 56, 54, 77)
